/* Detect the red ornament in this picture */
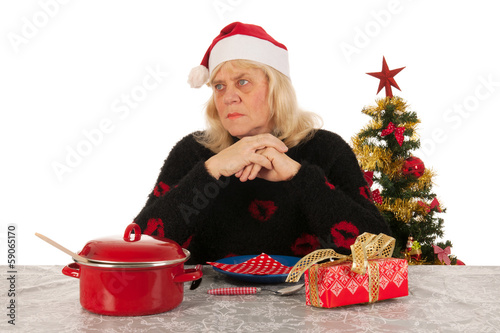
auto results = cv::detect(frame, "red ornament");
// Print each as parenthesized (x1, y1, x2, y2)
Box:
(411, 252, 422, 262)
(402, 156, 425, 178)
(366, 56, 405, 98)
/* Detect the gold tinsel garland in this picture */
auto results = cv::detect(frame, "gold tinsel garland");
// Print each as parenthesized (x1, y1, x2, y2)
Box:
(410, 169, 435, 192)
(361, 96, 409, 118)
(383, 158, 407, 180)
(377, 198, 428, 223)
(351, 141, 393, 171)
(376, 193, 445, 224)
(377, 198, 418, 223)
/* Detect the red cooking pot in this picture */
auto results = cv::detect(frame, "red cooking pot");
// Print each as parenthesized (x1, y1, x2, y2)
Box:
(62, 223, 202, 316)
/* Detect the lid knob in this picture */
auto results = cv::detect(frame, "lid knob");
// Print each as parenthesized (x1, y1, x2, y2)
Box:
(123, 223, 142, 242)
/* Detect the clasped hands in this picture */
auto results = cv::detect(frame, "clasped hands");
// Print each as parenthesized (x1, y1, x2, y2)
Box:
(205, 133, 301, 182)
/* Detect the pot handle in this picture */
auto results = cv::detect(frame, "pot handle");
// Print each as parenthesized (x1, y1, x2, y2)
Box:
(173, 265, 203, 283)
(62, 262, 80, 279)
(124, 223, 142, 242)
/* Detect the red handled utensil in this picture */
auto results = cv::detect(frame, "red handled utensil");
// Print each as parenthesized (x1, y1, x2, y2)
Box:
(207, 284, 304, 296)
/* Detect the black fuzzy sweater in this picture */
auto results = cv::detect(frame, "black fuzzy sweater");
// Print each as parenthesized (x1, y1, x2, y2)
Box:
(133, 129, 391, 264)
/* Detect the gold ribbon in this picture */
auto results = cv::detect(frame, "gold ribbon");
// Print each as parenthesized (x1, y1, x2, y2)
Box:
(286, 233, 395, 282)
(286, 232, 395, 305)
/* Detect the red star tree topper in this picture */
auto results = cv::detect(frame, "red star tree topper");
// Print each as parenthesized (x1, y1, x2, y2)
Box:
(367, 57, 405, 98)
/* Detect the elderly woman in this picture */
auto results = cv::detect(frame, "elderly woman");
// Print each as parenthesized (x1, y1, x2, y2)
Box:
(133, 22, 391, 264)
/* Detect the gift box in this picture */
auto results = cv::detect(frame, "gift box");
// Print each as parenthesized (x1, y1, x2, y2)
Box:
(304, 257, 408, 308)
(286, 232, 409, 308)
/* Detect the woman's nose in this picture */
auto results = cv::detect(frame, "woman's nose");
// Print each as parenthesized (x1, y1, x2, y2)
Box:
(224, 86, 241, 105)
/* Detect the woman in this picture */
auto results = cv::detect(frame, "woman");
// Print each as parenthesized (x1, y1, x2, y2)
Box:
(133, 22, 391, 264)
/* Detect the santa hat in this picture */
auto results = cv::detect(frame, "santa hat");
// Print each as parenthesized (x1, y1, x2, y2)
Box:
(188, 22, 290, 88)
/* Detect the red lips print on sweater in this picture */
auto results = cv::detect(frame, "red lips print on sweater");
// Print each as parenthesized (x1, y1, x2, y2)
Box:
(331, 221, 359, 249)
(153, 182, 170, 197)
(248, 199, 278, 221)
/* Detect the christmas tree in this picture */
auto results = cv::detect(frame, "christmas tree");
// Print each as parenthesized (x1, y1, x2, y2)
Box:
(351, 57, 455, 264)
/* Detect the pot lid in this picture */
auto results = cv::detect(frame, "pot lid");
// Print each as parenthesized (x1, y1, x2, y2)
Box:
(77, 223, 188, 266)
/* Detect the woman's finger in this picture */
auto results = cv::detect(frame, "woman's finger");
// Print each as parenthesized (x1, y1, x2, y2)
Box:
(249, 153, 273, 170)
(238, 164, 254, 182)
(241, 133, 288, 153)
(247, 164, 262, 181)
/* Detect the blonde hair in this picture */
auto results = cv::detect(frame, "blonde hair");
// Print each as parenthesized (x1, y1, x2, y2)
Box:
(194, 60, 322, 153)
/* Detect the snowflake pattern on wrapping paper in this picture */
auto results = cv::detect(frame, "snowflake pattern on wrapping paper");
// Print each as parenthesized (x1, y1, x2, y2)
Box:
(347, 269, 369, 293)
(335, 270, 351, 286)
(346, 279, 361, 295)
(381, 260, 397, 282)
(392, 272, 407, 288)
(318, 282, 325, 297)
(331, 281, 345, 297)
(321, 273, 335, 290)
(379, 274, 390, 290)
(317, 269, 329, 296)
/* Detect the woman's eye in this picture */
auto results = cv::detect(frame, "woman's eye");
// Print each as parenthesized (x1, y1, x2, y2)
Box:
(214, 84, 224, 91)
(238, 79, 248, 86)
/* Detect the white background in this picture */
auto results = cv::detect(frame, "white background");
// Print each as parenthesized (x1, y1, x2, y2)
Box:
(1, 0, 499, 265)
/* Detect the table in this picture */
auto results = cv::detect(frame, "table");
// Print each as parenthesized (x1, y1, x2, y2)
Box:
(1, 265, 499, 332)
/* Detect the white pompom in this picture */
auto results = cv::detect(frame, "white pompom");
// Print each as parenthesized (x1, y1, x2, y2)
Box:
(187, 65, 209, 88)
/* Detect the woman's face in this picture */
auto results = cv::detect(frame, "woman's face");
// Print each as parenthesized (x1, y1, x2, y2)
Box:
(212, 61, 273, 139)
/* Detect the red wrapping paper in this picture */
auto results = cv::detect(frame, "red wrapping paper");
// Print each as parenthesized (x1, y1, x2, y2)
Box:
(305, 258, 408, 308)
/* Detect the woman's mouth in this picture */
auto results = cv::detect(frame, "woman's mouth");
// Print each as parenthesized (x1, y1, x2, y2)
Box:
(227, 113, 244, 119)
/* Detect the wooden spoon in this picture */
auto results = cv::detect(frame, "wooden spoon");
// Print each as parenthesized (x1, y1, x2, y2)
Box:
(35, 232, 89, 263)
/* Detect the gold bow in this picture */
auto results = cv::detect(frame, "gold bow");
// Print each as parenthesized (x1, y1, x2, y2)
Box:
(286, 232, 395, 283)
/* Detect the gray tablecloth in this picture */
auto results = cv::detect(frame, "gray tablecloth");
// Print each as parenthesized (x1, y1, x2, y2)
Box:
(1, 265, 499, 332)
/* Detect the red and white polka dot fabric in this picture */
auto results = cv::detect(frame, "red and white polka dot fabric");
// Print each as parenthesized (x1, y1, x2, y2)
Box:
(207, 253, 292, 275)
